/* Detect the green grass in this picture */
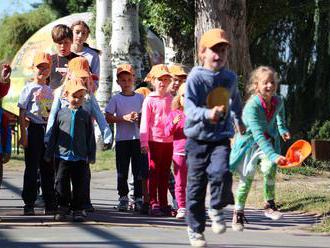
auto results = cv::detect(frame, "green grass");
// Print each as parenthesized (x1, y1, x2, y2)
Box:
(311, 216, 330, 233)
(6, 149, 116, 172)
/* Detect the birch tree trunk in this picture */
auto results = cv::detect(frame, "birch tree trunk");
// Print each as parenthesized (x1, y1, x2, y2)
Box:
(95, 0, 112, 110)
(111, 0, 142, 93)
(195, 0, 252, 82)
(95, 0, 112, 149)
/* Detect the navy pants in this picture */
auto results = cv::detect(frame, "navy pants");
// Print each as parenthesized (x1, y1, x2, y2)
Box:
(115, 139, 142, 198)
(22, 123, 56, 210)
(186, 138, 234, 233)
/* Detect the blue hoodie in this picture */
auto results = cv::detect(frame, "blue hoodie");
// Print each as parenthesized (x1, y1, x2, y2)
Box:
(184, 66, 243, 141)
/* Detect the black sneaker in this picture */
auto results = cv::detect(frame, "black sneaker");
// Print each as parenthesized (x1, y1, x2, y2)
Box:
(54, 207, 69, 221)
(117, 196, 129, 212)
(73, 210, 86, 222)
(23, 205, 35, 216)
(232, 210, 247, 232)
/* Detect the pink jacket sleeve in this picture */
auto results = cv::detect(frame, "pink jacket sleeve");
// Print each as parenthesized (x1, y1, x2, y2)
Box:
(164, 111, 177, 137)
(140, 97, 151, 149)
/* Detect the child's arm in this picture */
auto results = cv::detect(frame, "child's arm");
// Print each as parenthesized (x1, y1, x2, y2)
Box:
(18, 108, 28, 148)
(231, 83, 246, 134)
(276, 99, 290, 141)
(140, 98, 151, 153)
(45, 91, 61, 144)
(164, 111, 182, 137)
(87, 115, 96, 164)
(89, 94, 112, 144)
(44, 112, 60, 162)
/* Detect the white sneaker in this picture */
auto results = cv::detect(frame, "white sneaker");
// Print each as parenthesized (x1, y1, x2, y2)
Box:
(176, 208, 186, 219)
(187, 227, 207, 247)
(232, 210, 246, 232)
(208, 208, 226, 234)
(264, 208, 283, 220)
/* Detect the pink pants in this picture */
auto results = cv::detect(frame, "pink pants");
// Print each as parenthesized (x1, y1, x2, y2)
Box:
(148, 141, 173, 208)
(173, 154, 187, 209)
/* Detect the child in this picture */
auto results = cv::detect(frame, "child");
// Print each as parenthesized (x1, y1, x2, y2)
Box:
(140, 64, 173, 216)
(230, 66, 290, 232)
(71, 20, 100, 86)
(45, 56, 112, 213)
(164, 83, 187, 219)
(184, 28, 244, 247)
(168, 64, 188, 96)
(18, 52, 56, 216)
(0, 64, 12, 191)
(45, 77, 96, 222)
(50, 24, 79, 90)
(105, 64, 144, 211)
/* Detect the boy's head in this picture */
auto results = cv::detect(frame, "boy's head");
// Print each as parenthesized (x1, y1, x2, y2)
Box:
(68, 57, 91, 78)
(51, 24, 73, 57)
(63, 77, 87, 109)
(198, 28, 230, 71)
(116, 64, 135, 94)
(33, 52, 52, 81)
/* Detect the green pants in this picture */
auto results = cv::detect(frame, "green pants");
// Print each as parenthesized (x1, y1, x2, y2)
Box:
(235, 154, 276, 210)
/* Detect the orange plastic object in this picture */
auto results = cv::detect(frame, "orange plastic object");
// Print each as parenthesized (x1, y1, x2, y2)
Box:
(279, 140, 312, 169)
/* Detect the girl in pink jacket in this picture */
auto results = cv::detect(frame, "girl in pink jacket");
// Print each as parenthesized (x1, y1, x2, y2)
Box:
(140, 64, 173, 216)
(164, 83, 187, 219)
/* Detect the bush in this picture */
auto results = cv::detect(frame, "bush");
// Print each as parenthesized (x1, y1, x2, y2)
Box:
(308, 120, 330, 140)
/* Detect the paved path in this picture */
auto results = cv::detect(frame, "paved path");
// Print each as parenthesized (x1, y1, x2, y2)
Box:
(0, 170, 329, 248)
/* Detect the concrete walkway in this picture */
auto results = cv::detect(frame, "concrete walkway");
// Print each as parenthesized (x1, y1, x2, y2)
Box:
(0, 169, 329, 248)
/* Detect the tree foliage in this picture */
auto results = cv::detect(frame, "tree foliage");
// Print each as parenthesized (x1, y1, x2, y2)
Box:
(43, 0, 95, 16)
(0, 5, 58, 61)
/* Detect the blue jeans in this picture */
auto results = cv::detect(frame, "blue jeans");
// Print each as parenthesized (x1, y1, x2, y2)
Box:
(186, 138, 234, 233)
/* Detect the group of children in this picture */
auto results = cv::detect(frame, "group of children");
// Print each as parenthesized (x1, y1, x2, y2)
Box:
(0, 25, 292, 247)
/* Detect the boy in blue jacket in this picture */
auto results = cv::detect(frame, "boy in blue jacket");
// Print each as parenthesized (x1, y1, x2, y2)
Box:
(184, 28, 244, 247)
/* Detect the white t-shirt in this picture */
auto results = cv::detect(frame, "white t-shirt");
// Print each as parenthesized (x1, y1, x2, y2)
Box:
(105, 92, 144, 141)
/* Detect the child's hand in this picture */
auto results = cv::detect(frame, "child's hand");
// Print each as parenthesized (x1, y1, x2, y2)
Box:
(237, 123, 246, 135)
(141, 146, 149, 154)
(281, 132, 291, 142)
(123, 112, 139, 123)
(275, 155, 287, 166)
(209, 105, 225, 124)
(172, 114, 182, 125)
(19, 135, 28, 148)
(2, 153, 10, 164)
(1, 64, 11, 82)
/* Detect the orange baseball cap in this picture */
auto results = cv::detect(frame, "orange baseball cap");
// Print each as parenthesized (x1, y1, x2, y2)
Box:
(117, 64, 135, 76)
(68, 57, 91, 78)
(278, 140, 312, 169)
(169, 64, 188, 77)
(33, 52, 52, 67)
(150, 64, 172, 78)
(63, 77, 87, 96)
(199, 28, 230, 49)
(135, 87, 151, 98)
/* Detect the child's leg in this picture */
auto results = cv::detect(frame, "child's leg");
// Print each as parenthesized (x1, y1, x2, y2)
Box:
(173, 154, 187, 209)
(156, 142, 173, 209)
(131, 140, 143, 200)
(148, 141, 162, 207)
(207, 139, 234, 210)
(71, 161, 89, 211)
(168, 169, 176, 206)
(115, 140, 131, 198)
(22, 124, 44, 208)
(39, 157, 56, 212)
(260, 155, 277, 202)
(186, 138, 208, 233)
(55, 160, 71, 209)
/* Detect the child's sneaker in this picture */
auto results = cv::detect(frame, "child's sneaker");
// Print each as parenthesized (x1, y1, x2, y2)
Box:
(117, 196, 129, 212)
(140, 202, 150, 215)
(176, 208, 186, 219)
(133, 197, 143, 212)
(54, 207, 69, 221)
(149, 204, 162, 216)
(187, 226, 207, 247)
(232, 210, 247, 232)
(264, 200, 283, 220)
(208, 208, 226, 234)
(161, 205, 176, 217)
(72, 210, 86, 222)
(23, 205, 35, 216)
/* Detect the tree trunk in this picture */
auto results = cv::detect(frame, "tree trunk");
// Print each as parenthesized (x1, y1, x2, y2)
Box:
(95, 0, 112, 110)
(195, 0, 252, 82)
(95, 0, 112, 150)
(162, 35, 177, 64)
(111, 0, 142, 93)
